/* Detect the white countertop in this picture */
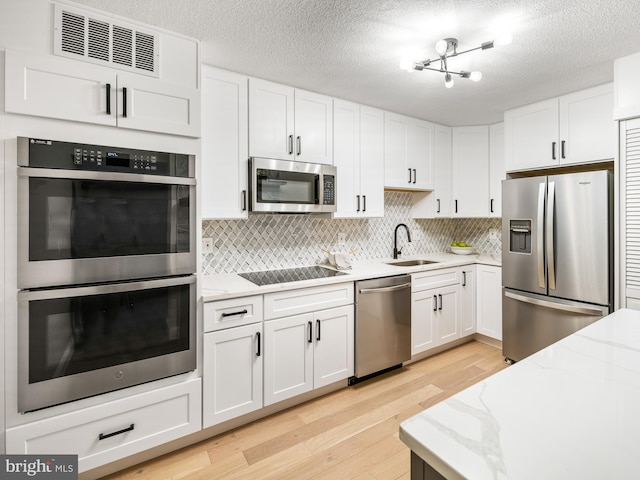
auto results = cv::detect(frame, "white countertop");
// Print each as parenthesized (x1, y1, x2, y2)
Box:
(201, 252, 501, 302)
(399, 308, 640, 480)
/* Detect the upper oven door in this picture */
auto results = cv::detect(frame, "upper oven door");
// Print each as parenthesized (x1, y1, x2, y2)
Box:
(18, 168, 196, 289)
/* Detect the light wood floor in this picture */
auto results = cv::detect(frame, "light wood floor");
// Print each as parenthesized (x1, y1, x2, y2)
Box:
(103, 340, 508, 480)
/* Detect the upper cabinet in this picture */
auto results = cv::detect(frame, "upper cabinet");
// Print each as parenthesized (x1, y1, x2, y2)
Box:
(384, 113, 434, 191)
(504, 83, 614, 171)
(333, 100, 384, 218)
(452, 126, 489, 217)
(614, 52, 640, 120)
(248, 78, 333, 165)
(488, 122, 505, 218)
(201, 66, 249, 219)
(4, 5, 200, 137)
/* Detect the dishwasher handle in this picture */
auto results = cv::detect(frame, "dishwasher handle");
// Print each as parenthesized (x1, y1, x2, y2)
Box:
(359, 283, 411, 294)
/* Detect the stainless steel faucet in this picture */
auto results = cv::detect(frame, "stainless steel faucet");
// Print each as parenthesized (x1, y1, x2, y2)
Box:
(393, 223, 412, 259)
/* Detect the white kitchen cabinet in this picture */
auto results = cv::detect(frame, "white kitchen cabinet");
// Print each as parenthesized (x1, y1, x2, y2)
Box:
(5, 379, 201, 473)
(263, 305, 353, 406)
(5, 49, 200, 137)
(476, 265, 503, 340)
(460, 266, 476, 337)
(384, 112, 434, 191)
(488, 122, 505, 217)
(614, 51, 640, 120)
(333, 100, 384, 217)
(452, 126, 489, 217)
(411, 124, 452, 218)
(203, 323, 262, 428)
(249, 78, 333, 164)
(201, 66, 249, 219)
(504, 83, 614, 171)
(411, 268, 461, 355)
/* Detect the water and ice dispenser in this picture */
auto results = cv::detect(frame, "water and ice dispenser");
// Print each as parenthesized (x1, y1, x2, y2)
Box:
(509, 220, 532, 254)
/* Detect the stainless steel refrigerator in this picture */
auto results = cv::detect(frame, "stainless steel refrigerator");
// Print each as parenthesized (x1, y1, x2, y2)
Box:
(502, 170, 613, 362)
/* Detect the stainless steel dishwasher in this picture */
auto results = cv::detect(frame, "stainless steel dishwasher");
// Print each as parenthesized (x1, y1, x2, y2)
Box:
(351, 275, 411, 382)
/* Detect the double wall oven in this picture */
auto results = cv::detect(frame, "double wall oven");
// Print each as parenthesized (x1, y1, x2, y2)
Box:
(16, 138, 197, 412)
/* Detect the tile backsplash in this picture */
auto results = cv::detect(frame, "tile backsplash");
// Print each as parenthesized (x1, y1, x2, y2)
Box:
(202, 191, 501, 275)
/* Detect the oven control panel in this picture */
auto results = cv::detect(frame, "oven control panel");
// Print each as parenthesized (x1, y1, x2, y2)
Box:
(18, 137, 193, 178)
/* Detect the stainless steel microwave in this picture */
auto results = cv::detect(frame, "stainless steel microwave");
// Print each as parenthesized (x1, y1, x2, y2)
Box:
(249, 157, 337, 213)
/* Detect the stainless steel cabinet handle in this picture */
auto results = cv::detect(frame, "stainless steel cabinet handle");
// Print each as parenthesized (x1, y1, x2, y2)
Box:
(288, 135, 294, 155)
(296, 136, 301, 156)
(316, 319, 321, 341)
(307, 321, 312, 343)
(537, 182, 546, 289)
(433, 295, 438, 311)
(462, 271, 467, 287)
(438, 294, 443, 310)
(505, 291, 605, 316)
(256, 332, 261, 357)
(547, 181, 556, 290)
(359, 283, 411, 294)
(99, 424, 134, 441)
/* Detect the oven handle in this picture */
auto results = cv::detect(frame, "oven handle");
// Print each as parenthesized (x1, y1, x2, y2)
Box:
(19, 275, 196, 301)
(18, 166, 196, 186)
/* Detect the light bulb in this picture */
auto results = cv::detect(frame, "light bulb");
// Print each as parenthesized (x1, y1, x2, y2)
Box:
(399, 59, 416, 72)
(444, 73, 454, 88)
(435, 39, 448, 57)
(494, 32, 513, 46)
(469, 71, 483, 82)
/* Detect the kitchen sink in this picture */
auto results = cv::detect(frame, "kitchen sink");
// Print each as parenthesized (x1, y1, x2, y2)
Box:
(387, 259, 440, 267)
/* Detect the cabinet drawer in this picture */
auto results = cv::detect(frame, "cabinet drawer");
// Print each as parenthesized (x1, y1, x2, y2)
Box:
(5, 379, 201, 473)
(204, 295, 263, 332)
(412, 267, 460, 292)
(264, 282, 354, 320)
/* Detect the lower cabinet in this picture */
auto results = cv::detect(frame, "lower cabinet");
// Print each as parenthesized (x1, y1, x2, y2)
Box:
(476, 265, 503, 340)
(263, 305, 354, 406)
(202, 323, 262, 428)
(5, 379, 202, 473)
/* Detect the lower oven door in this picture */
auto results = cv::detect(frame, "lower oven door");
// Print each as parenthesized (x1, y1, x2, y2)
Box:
(18, 275, 196, 413)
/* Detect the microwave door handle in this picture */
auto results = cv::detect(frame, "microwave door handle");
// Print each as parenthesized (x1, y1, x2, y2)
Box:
(316, 176, 321, 205)
(537, 182, 546, 289)
(547, 181, 556, 290)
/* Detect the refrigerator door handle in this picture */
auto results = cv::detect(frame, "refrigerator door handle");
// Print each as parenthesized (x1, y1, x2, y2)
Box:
(547, 181, 556, 290)
(537, 182, 546, 289)
(504, 291, 604, 316)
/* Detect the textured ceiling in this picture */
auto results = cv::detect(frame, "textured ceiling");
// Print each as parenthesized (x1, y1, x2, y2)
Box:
(73, 0, 640, 126)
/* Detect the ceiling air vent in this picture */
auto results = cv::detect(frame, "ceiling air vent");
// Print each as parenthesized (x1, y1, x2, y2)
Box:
(53, 4, 159, 78)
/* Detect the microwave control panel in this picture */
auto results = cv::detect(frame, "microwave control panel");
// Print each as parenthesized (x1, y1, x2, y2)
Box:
(18, 137, 193, 178)
(323, 174, 335, 205)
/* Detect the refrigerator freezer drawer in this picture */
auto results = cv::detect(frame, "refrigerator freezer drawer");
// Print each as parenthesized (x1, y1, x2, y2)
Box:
(502, 289, 609, 362)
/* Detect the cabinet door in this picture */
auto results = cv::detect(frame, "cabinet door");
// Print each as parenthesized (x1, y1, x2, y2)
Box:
(489, 122, 505, 218)
(294, 89, 333, 165)
(359, 106, 385, 217)
(249, 78, 295, 160)
(263, 313, 314, 406)
(384, 112, 410, 188)
(460, 267, 476, 337)
(201, 66, 249, 219)
(504, 98, 559, 171)
(411, 290, 437, 355)
(476, 265, 503, 340)
(313, 305, 354, 388)
(452, 126, 489, 217)
(333, 99, 360, 217)
(116, 72, 200, 137)
(203, 323, 262, 427)
(407, 119, 434, 190)
(435, 285, 460, 345)
(433, 124, 452, 217)
(559, 83, 614, 165)
(5, 49, 116, 127)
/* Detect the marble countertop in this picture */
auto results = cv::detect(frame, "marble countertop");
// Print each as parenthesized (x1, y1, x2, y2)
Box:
(399, 308, 640, 480)
(201, 252, 501, 302)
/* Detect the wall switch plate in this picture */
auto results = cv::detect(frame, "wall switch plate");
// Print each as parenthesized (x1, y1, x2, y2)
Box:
(337, 233, 346, 246)
(202, 237, 214, 253)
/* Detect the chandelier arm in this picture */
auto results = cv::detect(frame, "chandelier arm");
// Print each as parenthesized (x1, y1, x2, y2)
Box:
(420, 66, 465, 76)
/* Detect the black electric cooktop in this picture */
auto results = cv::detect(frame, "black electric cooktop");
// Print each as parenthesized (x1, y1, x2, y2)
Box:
(239, 265, 347, 286)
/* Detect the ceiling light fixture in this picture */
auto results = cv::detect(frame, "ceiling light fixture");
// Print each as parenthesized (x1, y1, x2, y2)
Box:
(400, 34, 511, 87)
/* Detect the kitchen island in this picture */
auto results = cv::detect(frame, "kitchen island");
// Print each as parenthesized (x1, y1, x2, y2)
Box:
(399, 308, 640, 479)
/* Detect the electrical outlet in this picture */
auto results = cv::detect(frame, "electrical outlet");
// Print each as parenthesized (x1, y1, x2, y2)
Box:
(337, 233, 346, 246)
(202, 237, 214, 253)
